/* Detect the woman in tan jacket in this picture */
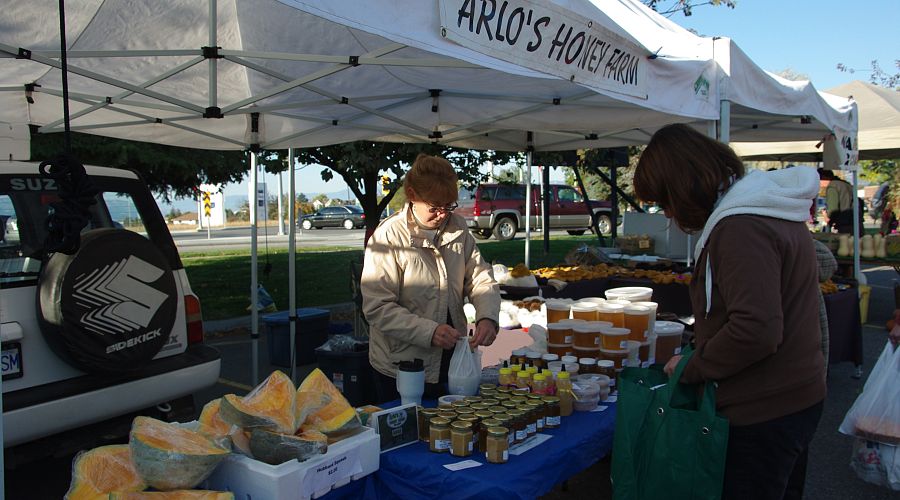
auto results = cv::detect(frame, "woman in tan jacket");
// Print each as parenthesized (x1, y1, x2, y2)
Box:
(362, 154, 500, 403)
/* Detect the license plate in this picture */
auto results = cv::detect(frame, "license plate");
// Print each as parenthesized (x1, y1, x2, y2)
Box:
(2, 342, 23, 380)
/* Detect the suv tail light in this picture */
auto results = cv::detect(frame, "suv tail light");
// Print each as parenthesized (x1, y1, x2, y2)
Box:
(185, 294, 204, 345)
(472, 201, 481, 216)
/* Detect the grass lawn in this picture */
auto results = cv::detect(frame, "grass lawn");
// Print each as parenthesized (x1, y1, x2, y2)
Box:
(183, 234, 604, 320)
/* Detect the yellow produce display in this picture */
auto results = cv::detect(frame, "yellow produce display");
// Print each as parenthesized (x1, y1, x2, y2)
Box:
(65, 444, 146, 500)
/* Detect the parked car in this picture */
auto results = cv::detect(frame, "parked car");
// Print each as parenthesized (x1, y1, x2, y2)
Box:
(456, 183, 613, 240)
(300, 205, 365, 230)
(1, 162, 220, 464)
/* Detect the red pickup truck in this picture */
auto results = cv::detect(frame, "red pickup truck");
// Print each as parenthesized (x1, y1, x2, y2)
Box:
(456, 183, 613, 241)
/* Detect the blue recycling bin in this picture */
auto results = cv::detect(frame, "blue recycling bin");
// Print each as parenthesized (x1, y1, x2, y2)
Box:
(262, 308, 329, 366)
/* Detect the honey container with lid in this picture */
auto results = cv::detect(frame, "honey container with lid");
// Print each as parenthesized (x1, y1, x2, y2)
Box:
(578, 357, 598, 374)
(623, 305, 651, 341)
(429, 417, 451, 453)
(486, 426, 510, 464)
(479, 418, 502, 451)
(526, 399, 546, 431)
(481, 398, 500, 406)
(517, 404, 537, 437)
(573, 322, 603, 348)
(511, 349, 528, 366)
(419, 408, 440, 442)
(546, 300, 571, 324)
(596, 359, 617, 387)
(556, 372, 574, 417)
(547, 343, 575, 357)
(498, 367, 515, 388)
(526, 351, 544, 369)
(508, 409, 527, 444)
(570, 302, 599, 321)
(599, 326, 630, 350)
(599, 347, 629, 369)
(450, 421, 474, 457)
(542, 396, 561, 428)
(573, 346, 601, 361)
(458, 414, 480, 451)
(547, 323, 573, 345)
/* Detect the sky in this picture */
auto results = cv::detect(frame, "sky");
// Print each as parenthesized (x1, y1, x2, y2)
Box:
(197, 0, 899, 208)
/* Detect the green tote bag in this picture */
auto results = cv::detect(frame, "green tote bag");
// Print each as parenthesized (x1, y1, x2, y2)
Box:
(611, 350, 729, 500)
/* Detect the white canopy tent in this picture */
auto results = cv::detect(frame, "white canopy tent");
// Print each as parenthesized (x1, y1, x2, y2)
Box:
(732, 81, 900, 161)
(0, 0, 858, 389)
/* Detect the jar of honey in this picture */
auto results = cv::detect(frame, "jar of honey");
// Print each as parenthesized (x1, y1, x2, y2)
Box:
(579, 357, 598, 374)
(545, 300, 571, 323)
(526, 351, 543, 369)
(517, 404, 537, 437)
(450, 421, 474, 457)
(624, 305, 651, 342)
(597, 359, 617, 388)
(526, 399, 545, 431)
(458, 415, 480, 452)
(498, 367, 514, 388)
(429, 417, 451, 453)
(513, 370, 532, 392)
(511, 349, 528, 366)
(419, 408, 440, 442)
(546, 323, 573, 345)
(556, 372, 574, 417)
(486, 426, 510, 464)
(542, 396, 561, 428)
(479, 383, 496, 393)
(508, 409, 528, 444)
(531, 373, 552, 395)
(479, 418, 501, 451)
(481, 398, 500, 407)
(493, 415, 514, 446)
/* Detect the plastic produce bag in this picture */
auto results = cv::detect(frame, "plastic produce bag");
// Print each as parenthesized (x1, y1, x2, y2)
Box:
(850, 437, 900, 490)
(317, 334, 368, 353)
(839, 342, 900, 445)
(448, 338, 481, 396)
(247, 283, 277, 312)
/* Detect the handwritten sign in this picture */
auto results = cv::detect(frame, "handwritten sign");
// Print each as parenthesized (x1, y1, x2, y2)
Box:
(439, 0, 648, 98)
(300, 448, 362, 498)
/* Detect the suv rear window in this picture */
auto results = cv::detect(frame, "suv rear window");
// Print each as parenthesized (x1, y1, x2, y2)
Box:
(0, 173, 174, 288)
(496, 185, 526, 200)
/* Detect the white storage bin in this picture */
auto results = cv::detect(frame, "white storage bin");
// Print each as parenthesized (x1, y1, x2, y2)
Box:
(204, 426, 380, 500)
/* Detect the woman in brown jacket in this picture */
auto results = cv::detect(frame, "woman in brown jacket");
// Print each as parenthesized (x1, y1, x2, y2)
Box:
(362, 154, 500, 404)
(633, 124, 826, 500)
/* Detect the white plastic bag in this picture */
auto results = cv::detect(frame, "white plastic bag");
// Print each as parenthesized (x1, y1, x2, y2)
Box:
(850, 438, 900, 490)
(839, 342, 900, 444)
(448, 339, 481, 396)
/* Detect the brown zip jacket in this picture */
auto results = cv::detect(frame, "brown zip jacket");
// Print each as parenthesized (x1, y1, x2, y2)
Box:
(681, 215, 826, 426)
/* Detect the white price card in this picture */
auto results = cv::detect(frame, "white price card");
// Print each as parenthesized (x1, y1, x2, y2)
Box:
(300, 448, 362, 498)
(605, 395, 618, 403)
(444, 460, 483, 471)
(591, 405, 609, 413)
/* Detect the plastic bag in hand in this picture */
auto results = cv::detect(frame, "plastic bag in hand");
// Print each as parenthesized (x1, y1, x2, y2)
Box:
(839, 342, 900, 445)
(448, 338, 481, 396)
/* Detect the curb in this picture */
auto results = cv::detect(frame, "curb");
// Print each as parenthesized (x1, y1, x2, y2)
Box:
(203, 302, 356, 333)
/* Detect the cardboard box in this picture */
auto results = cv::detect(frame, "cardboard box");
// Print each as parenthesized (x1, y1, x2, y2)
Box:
(204, 426, 380, 499)
(622, 212, 691, 259)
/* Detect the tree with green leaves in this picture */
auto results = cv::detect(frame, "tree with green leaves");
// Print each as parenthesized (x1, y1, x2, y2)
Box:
(30, 130, 247, 202)
(644, 0, 736, 17)
(289, 142, 516, 240)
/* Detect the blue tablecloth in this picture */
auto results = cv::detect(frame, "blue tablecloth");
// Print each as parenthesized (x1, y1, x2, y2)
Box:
(328, 399, 617, 500)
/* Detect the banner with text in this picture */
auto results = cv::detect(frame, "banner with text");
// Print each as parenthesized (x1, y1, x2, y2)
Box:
(439, 0, 649, 99)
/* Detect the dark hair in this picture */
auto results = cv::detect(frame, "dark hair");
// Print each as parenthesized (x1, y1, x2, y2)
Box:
(403, 154, 458, 204)
(633, 124, 745, 232)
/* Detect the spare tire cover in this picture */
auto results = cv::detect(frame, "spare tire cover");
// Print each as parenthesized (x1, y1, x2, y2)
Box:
(38, 228, 177, 373)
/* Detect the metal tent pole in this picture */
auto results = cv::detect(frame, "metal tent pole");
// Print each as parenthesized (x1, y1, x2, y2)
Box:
(250, 152, 260, 386)
(524, 149, 533, 269)
(852, 171, 861, 283)
(277, 171, 285, 236)
(287, 149, 298, 384)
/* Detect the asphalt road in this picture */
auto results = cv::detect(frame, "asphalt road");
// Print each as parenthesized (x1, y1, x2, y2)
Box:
(172, 225, 595, 252)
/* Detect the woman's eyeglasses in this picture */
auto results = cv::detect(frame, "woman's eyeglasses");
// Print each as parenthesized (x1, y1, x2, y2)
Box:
(426, 202, 458, 214)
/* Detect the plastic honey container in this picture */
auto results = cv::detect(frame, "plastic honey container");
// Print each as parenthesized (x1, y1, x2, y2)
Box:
(654, 321, 685, 365)
(545, 301, 571, 324)
(546, 323, 573, 345)
(573, 322, 602, 348)
(623, 305, 651, 342)
(599, 325, 630, 350)
(599, 347, 629, 369)
(596, 303, 625, 327)
(547, 343, 575, 357)
(570, 302, 599, 321)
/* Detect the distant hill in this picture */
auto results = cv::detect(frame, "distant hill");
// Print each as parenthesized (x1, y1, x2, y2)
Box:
(156, 190, 358, 215)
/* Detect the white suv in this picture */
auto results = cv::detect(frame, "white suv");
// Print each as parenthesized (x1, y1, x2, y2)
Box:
(1, 162, 220, 460)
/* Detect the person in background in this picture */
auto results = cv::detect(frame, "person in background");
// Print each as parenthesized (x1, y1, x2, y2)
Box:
(361, 153, 500, 404)
(819, 168, 859, 235)
(633, 124, 826, 500)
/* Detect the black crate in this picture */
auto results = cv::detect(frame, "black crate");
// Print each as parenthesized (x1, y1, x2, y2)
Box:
(315, 346, 376, 407)
(262, 308, 329, 366)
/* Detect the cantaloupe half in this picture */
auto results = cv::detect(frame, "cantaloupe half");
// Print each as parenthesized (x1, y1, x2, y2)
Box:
(65, 444, 146, 500)
(129, 416, 229, 491)
(249, 428, 328, 465)
(197, 399, 232, 442)
(108, 492, 234, 499)
(297, 368, 361, 437)
(219, 370, 297, 434)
